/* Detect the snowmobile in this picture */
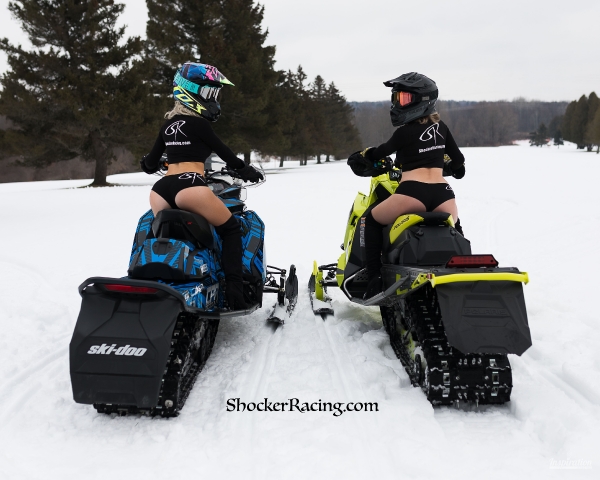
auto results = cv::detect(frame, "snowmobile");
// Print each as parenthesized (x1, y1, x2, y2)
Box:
(70, 164, 298, 417)
(310, 165, 531, 406)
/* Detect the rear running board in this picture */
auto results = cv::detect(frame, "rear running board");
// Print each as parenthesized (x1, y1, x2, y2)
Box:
(359, 270, 529, 307)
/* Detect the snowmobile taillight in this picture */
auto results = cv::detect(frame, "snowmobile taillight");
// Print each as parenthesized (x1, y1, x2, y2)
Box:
(446, 255, 498, 268)
(103, 284, 158, 294)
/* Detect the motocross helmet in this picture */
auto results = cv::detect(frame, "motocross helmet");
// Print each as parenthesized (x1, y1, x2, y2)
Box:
(173, 62, 235, 122)
(384, 72, 438, 127)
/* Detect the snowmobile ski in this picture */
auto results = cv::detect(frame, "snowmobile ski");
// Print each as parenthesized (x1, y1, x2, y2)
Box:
(308, 261, 335, 317)
(265, 265, 298, 324)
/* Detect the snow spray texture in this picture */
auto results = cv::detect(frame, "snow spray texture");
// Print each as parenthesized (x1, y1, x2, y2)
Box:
(128, 209, 266, 309)
(226, 398, 379, 417)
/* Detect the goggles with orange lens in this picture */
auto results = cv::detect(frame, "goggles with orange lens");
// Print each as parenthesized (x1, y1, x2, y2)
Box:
(393, 91, 414, 107)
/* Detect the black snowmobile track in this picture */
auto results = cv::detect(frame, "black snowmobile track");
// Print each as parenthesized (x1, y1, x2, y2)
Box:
(380, 285, 512, 406)
(93, 313, 219, 417)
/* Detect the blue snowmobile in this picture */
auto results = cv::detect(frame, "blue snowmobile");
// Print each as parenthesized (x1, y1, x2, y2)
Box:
(69, 165, 297, 417)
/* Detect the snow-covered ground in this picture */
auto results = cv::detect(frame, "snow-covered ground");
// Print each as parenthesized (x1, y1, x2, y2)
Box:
(1, 142, 599, 479)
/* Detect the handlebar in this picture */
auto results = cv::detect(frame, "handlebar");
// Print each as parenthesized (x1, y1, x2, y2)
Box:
(156, 155, 264, 186)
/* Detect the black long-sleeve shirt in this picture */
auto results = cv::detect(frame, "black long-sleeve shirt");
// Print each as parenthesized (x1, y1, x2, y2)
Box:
(144, 114, 245, 170)
(369, 120, 464, 172)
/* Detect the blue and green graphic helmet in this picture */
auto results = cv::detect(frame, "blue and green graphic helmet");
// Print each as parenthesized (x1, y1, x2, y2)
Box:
(173, 62, 235, 122)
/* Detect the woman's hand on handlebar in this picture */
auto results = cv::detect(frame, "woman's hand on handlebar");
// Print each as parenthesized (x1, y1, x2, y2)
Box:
(451, 164, 465, 179)
(443, 155, 465, 179)
(140, 155, 159, 174)
(235, 164, 264, 183)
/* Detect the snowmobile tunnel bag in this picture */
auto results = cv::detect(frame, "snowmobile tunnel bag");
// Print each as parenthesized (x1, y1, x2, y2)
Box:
(383, 213, 471, 266)
(70, 278, 185, 408)
(152, 209, 215, 250)
(435, 280, 532, 355)
(128, 237, 213, 281)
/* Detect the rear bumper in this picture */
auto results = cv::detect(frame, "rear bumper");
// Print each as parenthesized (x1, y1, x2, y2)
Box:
(435, 279, 531, 355)
(70, 277, 257, 407)
(380, 266, 532, 355)
(70, 278, 183, 407)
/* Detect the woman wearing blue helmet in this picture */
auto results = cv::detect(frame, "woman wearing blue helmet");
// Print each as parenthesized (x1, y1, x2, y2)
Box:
(141, 62, 263, 309)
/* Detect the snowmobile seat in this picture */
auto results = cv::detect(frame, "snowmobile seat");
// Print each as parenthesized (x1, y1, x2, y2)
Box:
(152, 209, 215, 250)
(383, 212, 470, 266)
(407, 212, 454, 226)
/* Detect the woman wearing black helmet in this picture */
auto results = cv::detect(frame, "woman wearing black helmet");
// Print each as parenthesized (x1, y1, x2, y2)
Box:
(141, 61, 263, 310)
(361, 72, 466, 298)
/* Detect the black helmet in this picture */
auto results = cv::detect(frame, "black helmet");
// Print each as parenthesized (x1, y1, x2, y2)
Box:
(384, 72, 438, 127)
(173, 62, 235, 122)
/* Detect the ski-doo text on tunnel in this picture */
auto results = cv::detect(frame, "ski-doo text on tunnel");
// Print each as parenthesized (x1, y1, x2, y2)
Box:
(70, 164, 298, 417)
(309, 159, 531, 407)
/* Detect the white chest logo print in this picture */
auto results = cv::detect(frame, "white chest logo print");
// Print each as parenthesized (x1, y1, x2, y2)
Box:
(165, 120, 187, 141)
(419, 123, 444, 145)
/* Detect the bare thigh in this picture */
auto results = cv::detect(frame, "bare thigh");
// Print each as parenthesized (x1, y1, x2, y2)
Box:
(432, 199, 458, 223)
(372, 194, 427, 225)
(150, 191, 171, 215)
(150, 187, 232, 226)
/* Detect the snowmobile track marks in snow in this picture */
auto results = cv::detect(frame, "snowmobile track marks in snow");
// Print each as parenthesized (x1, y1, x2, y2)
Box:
(226, 316, 286, 455)
(0, 361, 64, 427)
(2, 346, 67, 393)
(312, 310, 396, 479)
(517, 354, 596, 409)
(240, 323, 283, 402)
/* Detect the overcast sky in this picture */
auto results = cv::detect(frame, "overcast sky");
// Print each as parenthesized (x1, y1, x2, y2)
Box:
(1, 0, 598, 102)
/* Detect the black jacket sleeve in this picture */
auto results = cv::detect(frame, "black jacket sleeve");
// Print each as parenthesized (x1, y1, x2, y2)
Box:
(368, 127, 405, 160)
(143, 131, 166, 171)
(198, 120, 245, 170)
(444, 126, 465, 169)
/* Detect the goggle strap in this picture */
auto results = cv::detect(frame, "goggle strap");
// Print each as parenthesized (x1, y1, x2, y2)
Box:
(175, 72, 200, 94)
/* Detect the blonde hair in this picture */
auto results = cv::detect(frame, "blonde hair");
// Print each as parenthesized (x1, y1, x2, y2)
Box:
(164, 101, 202, 119)
(416, 112, 440, 124)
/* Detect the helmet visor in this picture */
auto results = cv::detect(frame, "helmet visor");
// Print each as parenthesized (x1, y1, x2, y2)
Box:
(199, 85, 221, 101)
(393, 91, 414, 107)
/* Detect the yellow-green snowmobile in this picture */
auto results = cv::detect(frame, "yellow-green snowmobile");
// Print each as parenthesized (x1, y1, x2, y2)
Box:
(309, 168, 531, 406)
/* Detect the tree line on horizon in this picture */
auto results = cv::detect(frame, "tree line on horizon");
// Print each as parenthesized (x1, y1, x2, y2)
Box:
(0, 0, 360, 185)
(529, 92, 599, 151)
(353, 99, 569, 149)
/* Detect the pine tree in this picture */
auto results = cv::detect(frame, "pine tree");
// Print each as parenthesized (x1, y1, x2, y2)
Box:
(284, 66, 313, 166)
(553, 129, 564, 146)
(145, 0, 220, 91)
(256, 70, 295, 165)
(309, 75, 331, 164)
(584, 92, 599, 150)
(561, 101, 577, 142)
(325, 82, 361, 159)
(571, 95, 589, 148)
(146, 0, 279, 162)
(529, 123, 549, 147)
(548, 114, 563, 139)
(589, 108, 600, 153)
(0, 0, 162, 186)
